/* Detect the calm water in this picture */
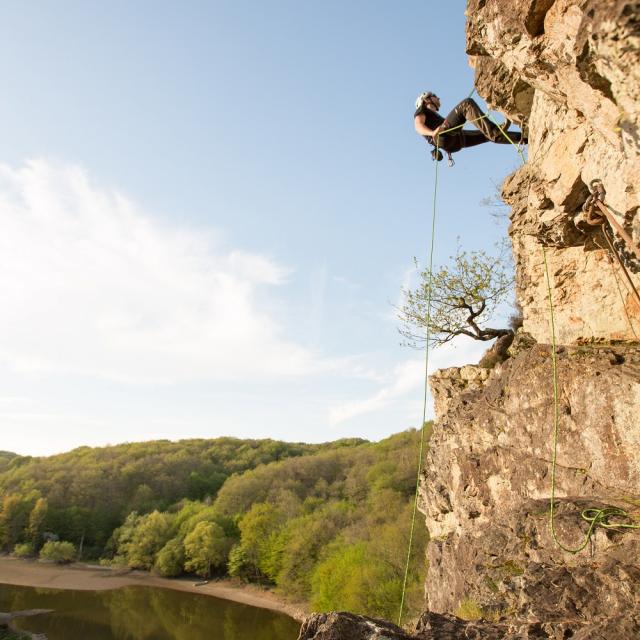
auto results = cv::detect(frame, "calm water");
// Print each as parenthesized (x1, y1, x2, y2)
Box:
(0, 583, 300, 640)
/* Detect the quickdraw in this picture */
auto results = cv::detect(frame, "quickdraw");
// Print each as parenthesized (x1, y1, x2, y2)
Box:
(582, 179, 640, 263)
(581, 178, 640, 311)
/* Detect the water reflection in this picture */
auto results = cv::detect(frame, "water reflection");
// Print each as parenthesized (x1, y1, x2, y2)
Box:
(0, 583, 299, 640)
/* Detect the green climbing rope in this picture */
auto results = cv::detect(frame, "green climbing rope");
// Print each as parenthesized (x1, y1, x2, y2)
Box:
(398, 109, 526, 626)
(397, 138, 441, 627)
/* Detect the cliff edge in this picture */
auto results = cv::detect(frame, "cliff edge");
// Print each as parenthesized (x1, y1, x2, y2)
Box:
(469, 0, 640, 344)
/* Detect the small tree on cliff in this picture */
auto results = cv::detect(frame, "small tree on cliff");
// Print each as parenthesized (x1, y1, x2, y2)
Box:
(398, 245, 514, 348)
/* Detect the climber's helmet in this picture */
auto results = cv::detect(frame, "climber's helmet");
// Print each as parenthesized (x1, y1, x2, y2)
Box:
(415, 92, 440, 110)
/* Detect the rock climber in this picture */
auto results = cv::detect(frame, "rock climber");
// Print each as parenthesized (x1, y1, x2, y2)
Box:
(414, 92, 527, 164)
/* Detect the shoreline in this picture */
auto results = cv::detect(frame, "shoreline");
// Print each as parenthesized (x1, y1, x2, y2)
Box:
(0, 556, 309, 623)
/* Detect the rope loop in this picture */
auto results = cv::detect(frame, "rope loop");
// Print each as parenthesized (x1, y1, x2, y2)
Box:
(581, 507, 640, 531)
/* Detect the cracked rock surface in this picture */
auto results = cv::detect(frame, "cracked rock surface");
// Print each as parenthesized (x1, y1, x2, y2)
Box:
(467, 0, 640, 343)
(421, 342, 640, 636)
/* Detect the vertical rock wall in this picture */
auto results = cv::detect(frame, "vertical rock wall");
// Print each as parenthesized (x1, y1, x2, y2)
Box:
(419, 1, 640, 637)
(469, 0, 640, 344)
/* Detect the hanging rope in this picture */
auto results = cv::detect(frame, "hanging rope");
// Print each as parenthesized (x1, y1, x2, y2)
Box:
(399, 107, 525, 624)
(398, 106, 524, 626)
(602, 225, 640, 322)
(397, 138, 441, 627)
(604, 233, 640, 339)
(584, 180, 640, 263)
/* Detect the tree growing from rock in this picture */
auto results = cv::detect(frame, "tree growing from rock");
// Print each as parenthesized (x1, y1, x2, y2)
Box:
(399, 246, 514, 347)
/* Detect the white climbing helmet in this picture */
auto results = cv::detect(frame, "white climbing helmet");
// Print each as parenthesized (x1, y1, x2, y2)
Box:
(415, 91, 437, 109)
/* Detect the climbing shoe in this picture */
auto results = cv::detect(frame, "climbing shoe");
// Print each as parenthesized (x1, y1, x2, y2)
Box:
(431, 149, 443, 162)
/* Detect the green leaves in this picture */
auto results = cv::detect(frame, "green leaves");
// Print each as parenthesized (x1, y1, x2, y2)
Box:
(184, 521, 230, 578)
(39, 540, 76, 563)
(399, 245, 515, 347)
(155, 539, 185, 577)
(309, 506, 427, 621)
(0, 430, 431, 620)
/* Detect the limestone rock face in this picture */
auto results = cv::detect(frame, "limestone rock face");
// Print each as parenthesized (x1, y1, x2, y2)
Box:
(417, 3, 640, 636)
(421, 343, 640, 636)
(467, 0, 640, 344)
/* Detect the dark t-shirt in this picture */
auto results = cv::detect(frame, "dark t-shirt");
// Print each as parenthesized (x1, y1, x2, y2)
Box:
(414, 105, 445, 144)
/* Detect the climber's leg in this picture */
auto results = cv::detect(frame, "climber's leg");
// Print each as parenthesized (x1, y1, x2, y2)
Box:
(458, 131, 491, 149)
(491, 131, 527, 145)
(443, 98, 500, 139)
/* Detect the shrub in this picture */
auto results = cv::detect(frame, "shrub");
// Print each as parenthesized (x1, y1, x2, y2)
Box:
(12, 542, 34, 558)
(39, 540, 76, 563)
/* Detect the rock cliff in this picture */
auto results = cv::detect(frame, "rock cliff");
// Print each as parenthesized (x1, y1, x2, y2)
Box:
(299, 1, 640, 638)
(422, 340, 640, 638)
(468, 0, 640, 344)
(420, 0, 640, 637)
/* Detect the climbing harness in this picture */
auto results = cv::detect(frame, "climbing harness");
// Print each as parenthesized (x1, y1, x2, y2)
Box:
(425, 87, 480, 168)
(430, 146, 455, 167)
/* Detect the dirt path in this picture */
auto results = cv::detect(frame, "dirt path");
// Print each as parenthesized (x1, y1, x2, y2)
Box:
(0, 556, 309, 623)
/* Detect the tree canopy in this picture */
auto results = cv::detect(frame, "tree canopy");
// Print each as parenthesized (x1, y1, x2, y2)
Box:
(0, 430, 429, 620)
(399, 246, 514, 347)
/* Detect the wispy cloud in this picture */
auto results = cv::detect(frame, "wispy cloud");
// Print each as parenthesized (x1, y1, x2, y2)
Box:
(0, 160, 325, 384)
(329, 358, 425, 426)
(328, 336, 488, 426)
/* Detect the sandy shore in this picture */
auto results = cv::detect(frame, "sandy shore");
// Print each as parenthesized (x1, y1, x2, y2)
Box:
(0, 556, 309, 623)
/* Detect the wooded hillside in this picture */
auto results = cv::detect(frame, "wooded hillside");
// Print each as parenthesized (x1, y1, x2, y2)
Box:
(0, 430, 428, 620)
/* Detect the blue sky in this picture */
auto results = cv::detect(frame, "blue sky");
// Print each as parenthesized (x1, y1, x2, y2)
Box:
(0, 1, 521, 455)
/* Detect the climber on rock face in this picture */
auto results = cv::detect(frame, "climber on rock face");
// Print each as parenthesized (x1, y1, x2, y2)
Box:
(414, 92, 527, 163)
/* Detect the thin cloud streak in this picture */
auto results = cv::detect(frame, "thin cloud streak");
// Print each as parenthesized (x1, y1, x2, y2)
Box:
(328, 336, 488, 426)
(329, 358, 425, 426)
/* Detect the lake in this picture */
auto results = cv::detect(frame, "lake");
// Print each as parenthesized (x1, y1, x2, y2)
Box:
(0, 582, 301, 640)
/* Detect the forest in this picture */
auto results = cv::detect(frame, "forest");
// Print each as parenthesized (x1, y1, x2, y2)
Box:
(0, 430, 429, 620)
